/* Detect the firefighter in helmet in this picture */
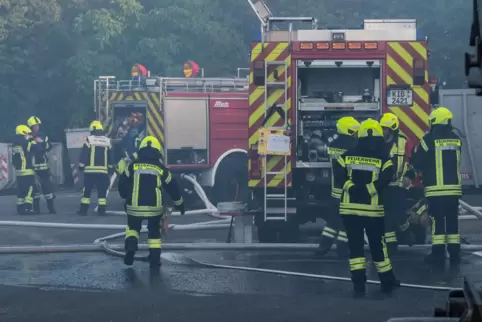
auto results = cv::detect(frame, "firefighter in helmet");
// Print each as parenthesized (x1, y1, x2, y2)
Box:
(411, 107, 462, 265)
(333, 118, 400, 296)
(27, 116, 56, 214)
(78, 121, 114, 215)
(379, 113, 415, 254)
(118, 136, 185, 269)
(12, 125, 42, 214)
(317, 116, 360, 258)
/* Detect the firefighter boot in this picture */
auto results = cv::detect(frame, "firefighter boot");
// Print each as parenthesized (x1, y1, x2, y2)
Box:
(97, 205, 106, 216)
(124, 236, 138, 266)
(448, 244, 461, 266)
(351, 270, 367, 297)
(33, 198, 41, 214)
(336, 241, 349, 259)
(424, 245, 446, 266)
(379, 270, 401, 294)
(77, 203, 89, 216)
(17, 204, 34, 215)
(148, 248, 162, 269)
(47, 198, 56, 214)
(316, 236, 334, 257)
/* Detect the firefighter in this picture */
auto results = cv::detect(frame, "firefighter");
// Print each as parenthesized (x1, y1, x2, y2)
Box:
(411, 107, 462, 265)
(118, 136, 185, 269)
(379, 113, 414, 254)
(77, 121, 114, 216)
(27, 116, 56, 214)
(334, 118, 399, 295)
(12, 125, 40, 214)
(317, 116, 360, 258)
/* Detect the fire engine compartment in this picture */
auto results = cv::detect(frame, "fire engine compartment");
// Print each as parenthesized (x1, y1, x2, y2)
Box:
(295, 59, 382, 165)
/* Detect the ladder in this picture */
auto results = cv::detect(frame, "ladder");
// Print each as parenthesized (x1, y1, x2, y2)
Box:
(262, 59, 290, 222)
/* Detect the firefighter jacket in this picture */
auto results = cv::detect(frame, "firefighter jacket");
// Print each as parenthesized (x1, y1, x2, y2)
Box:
(31, 132, 52, 171)
(334, 137, 394, 217)
(78, 135, 114, 174)
(12, 134, 42, 176)
(328, 134, 357, 199)
(118, 147, 183, 217)
(411, 125, 462, 198)
(387, 133, 413, 187)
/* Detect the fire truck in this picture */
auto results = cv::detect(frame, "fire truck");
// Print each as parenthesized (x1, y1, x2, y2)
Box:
(94, 71, 249, 205)
(246, 0, 432, 242)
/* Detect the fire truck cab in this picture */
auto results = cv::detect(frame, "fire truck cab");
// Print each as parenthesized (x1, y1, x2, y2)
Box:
(94, 72, 250, 205)
(247, 0, 431, 242)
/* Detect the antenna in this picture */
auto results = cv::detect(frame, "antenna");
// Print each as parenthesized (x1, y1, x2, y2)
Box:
(246, 0, 272, 27)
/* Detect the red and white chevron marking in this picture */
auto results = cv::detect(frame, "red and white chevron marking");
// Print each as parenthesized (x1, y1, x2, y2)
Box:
(0, 155, 7, 181)
(71, 163, 79, 184)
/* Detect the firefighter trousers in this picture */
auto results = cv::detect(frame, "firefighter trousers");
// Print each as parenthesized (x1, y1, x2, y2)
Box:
(427, 196, 460, 260)
(125, 215, 162, 268)
(16, 175, 36, 213)
(383, 186, 407, 247)
(34, 169, 56, 213)
(79, 173, 109, 215)
(342, 215, 397, 286)
(320, 198, 348, 246)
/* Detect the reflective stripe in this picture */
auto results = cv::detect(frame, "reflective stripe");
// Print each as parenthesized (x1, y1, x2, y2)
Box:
(337, 231, 348, 242)
(126, 205, 163, 217)
(375, 259, 392, 273)
(25, 186, 33, 204)
(148, 238, 162, 249)
(173, 198, 183, 206)
(424, 185, 462, 197)
(446, 234, 460, 244)
(321, 226, 337, 239)
(16, 169, 35, 176)
(366, 182, 378, 205)
(339, 203, 384, 217)
(81, 197, 90, 205)
(98, 198, 107, 206)
(17, 198, 24, 205)
(384, 231, 398, 243)
(125, 227, 139, 239)
(44, 193, 54, 200)
(349, 257, 366, 271)
(331, 188, 342, 199)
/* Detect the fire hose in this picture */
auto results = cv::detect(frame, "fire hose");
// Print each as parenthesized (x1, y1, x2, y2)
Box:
(1, 173, 480, 293)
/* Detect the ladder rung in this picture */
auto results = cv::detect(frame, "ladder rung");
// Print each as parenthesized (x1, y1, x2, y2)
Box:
(266, 61, 287, 66)
(265, 217, 287, 221)
(266, 194, 286, 198)
(266, 81, 285, 86)
(266, 172, 286, 175)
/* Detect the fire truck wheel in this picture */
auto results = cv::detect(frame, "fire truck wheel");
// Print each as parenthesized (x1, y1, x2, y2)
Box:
(213, 154, 248, 204)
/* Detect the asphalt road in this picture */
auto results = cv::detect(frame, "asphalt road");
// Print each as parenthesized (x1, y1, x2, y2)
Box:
(0, 192, 481, 321)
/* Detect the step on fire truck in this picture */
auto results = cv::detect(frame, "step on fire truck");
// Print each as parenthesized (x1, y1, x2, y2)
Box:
(94, 69, 250, 205)
(246, 0, 433, 242)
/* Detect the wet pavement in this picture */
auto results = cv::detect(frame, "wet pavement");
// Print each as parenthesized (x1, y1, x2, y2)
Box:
(0, 192, 481, 321)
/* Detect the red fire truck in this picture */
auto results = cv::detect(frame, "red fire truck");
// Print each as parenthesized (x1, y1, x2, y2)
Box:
(94, 72, 249, 205)
(246, 1, 432, 242)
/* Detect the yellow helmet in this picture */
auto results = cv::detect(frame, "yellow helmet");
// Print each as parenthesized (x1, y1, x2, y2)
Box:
(16, 125, 32, 136)
(89, 121, 103, 132)
(429, 106, 453, 125)
(336, 117, 360, 136)
(379, 113, 399, 131)
(27, 116, 41, 128)
(139, 136, 161, 152)
(358, 118, 383, 138)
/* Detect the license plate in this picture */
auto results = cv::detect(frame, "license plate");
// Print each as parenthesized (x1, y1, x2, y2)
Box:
(387, 89, 413, 106)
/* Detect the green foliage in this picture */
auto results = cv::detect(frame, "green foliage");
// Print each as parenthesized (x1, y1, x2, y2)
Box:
(0, 0, 472, 141)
